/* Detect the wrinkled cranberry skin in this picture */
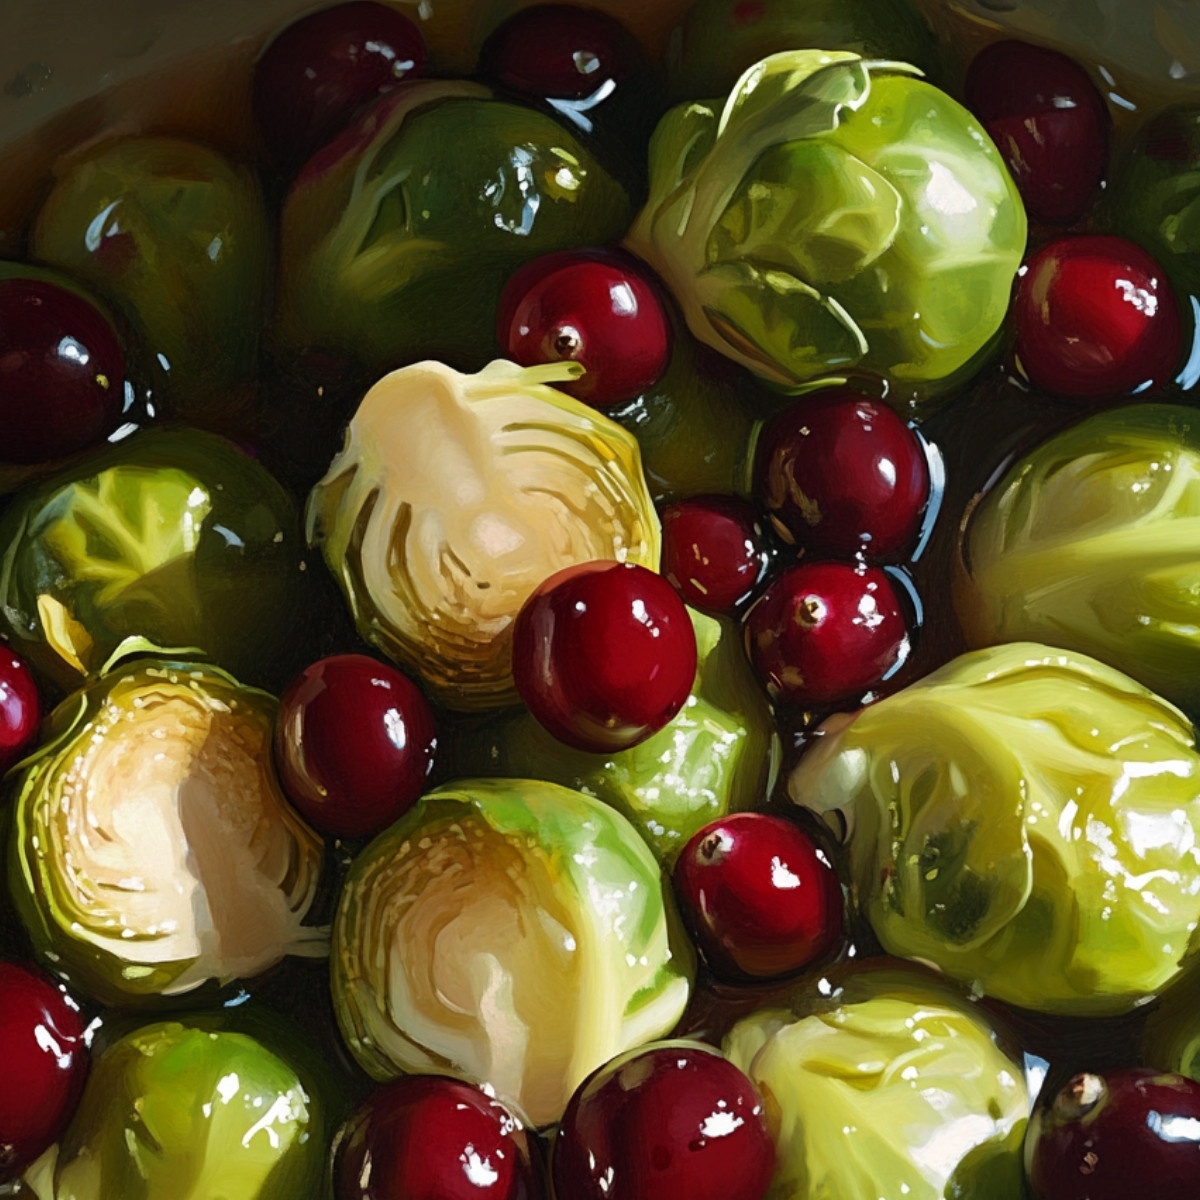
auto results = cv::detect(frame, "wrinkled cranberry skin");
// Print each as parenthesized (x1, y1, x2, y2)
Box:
(553, 1042, 774, 1200)
(754, 392, 930, 560)
(0, 962, 88, 1182)
(744, 562, 909, 707)
(660, 495, 768, 613)
(1027, 1069, 1200, 1200)
(965, 40, 1109, 225)
(334, 1075, 545, 1200)
(254, 2, 427, 167)
(512, 561, 697, 754)
(0, 278, 125, 466)
(1013, 235, 1183, 399)
(0, 650, 40, 775)
(673, 813, 843, 980)
(275, 654, 437, 838)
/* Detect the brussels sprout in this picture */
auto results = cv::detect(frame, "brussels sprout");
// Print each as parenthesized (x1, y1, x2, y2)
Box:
(456, 609, 779, 859)
(332, 777, 695, 1127)
(306, 358, 660, 711)
(276, 82, 633, 376)
(30, 137, 271, 425)
(7, 656, 326, 1006)
(789, 642, 1200, 1015)
(626, 51, 1026, 399)
(0, 427, 303, 690)
(724, 967, 1029, 1200)
(956, 404, 1200, 711)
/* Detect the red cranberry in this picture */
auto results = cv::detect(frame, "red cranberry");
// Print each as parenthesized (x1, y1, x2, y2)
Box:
(754, 391, 930, 560)
(965, 40, 1109, 225)
(744, 562, 909, 707)
(0, 277, 125, 466)
(275, 653, 437, 838)
(334, 1075, 544, 1200)
(0, 962, 88, 1182)
(512, 561, 697, 753)
(0, 649, 40, 774)
(673, 813, 843, 980)
(660, 495, 767, 613)
(1027, 1069, 1200, 1200)
(553, 1041, 774, 1200)
(1013, 235, 1183, 398)
(497, 249, 671, 407)
(254, 2, 427, 166)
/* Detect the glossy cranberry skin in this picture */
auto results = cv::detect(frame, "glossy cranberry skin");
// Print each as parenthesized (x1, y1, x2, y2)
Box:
(744, 562, 909, 707)
(334, 1076, 544, 1200)
(0, 962, 88, 1182)
(553, 1041, 774, 1200)
(0, 277, 125, 466)
(512, 561, 697, 753)
(1027, 1069, 1200, 1200)
(965, 40, 1109, 225)
(497, 249, 671, 407)
(1013, 235, 1183, 399)
(660, 495, 767, 613)
(754, 392, 930, 560)
(674, 813, 842, 980)
(275, 654, 437, 838)
(254, 1, 427, 166)
(0, 650, 40, 774)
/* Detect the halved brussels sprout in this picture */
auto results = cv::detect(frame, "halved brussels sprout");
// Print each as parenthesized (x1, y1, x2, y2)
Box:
(306, 359, 660, 711)
(789, 642, 1200, 1015)
(332, 777, 695, 1127)
(7, 656, 327, 1006)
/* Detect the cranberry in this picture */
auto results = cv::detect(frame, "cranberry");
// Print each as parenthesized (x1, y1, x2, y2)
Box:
(553, 1041, 774, 1200)
(254, 2, 427, 167)
(497, 249, 671, 407)
(744, 562, 909, 707)
(754, 391, 930, 560)
(1027, 1069, 1200, 1200)
(512, 561, 697, 753)
(673, 813, 842, 980)
(275, 653, 437, 838)
(1013, 235, 1183, 399)
(0, 962, 88, 1182)
(660, 495, 767, 613)
(334, 1075, 545, 1200)
(0, 277, 125, 466)
(965, 40, 1109, 225)
(0, 649, 40, 774)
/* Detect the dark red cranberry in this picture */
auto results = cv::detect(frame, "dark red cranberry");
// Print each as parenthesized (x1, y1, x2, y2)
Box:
(674, 813, 842, 980)
(744, 562, 909, 707)
(254, 2, 427, 167)
(0, 277, 125, 466)
(1013, 235, 1183, 398)
(512, 561, 697, 753)
(0, 962, 88, 1182)
(0, 649, 40, 774)
(965, 40, 1109, 225)
(275, 653, 437, 838)
(334, 1075, 544, 1200)
(1027, 1068, 1200, 1200)
(497, 249, 671, 407)
(553, 1041, 774, 1200)
(754, 391, 930, 560)
(660, 495, 767, 612)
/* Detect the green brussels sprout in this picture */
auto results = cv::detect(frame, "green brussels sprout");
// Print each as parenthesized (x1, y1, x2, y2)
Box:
(455, 609, 779, 859)
(626, 51, 1026, 399)
(0, 427, 303, 690)
(7, 656, 326, 1006)
(332, 777, 695, 1127)
(276, 82, 633, 376)
(25, 1019, 325, 1200)
(789, 642, 1200, 1015)
(30, 137, 271, 425)
(956, 404, 1200, 711)
(724, 967, 1029, 1200)
(306, 359, 660, 711)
